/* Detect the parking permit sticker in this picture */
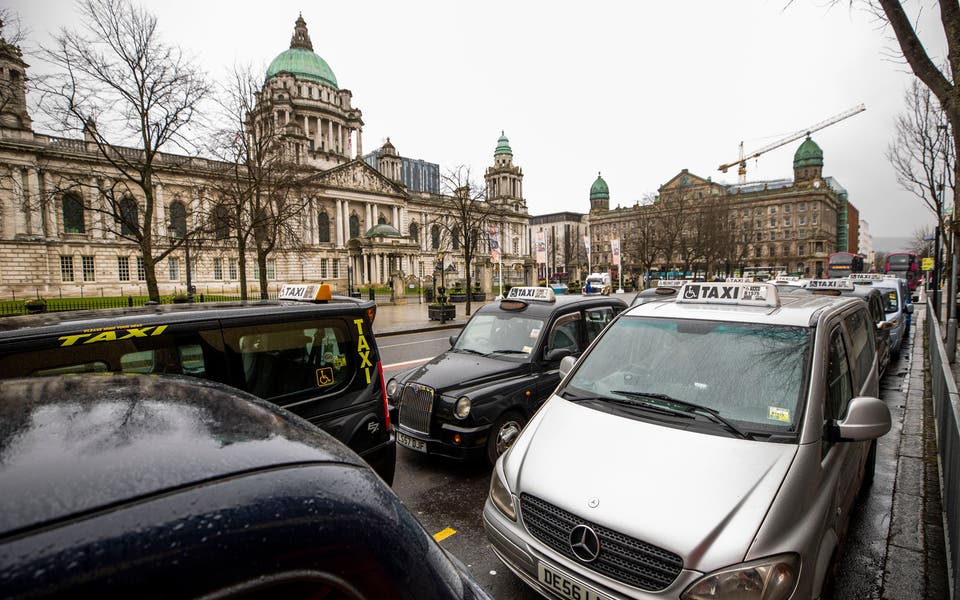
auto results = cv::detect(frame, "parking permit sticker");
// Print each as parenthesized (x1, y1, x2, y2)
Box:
(768, 406, 791, 422)
(530, 328, 541, 338)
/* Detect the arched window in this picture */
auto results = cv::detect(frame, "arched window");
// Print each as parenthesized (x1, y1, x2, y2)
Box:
(169, 201, 187, 238)
(452, 226, 461, 250)
(378, 213, 387, 225)
(349, 214, 360, 239)
(62, 192, 85, 234)
(318, 212, 330, 242)
(119, 196, 138, 237)
(409, 222, 419, 243)
(212, 204, 230, 240)
(431, 225, 440, 250)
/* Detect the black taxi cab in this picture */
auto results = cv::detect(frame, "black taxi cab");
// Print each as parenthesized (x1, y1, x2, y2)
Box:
(0, 374, 490, 599)
(0, 283, 396, 485)
(386, 286, 626, 465)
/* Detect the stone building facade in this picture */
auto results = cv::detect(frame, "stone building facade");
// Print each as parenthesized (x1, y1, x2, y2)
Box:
(586, 136, 860, 281)
(0, 16, 531, 299)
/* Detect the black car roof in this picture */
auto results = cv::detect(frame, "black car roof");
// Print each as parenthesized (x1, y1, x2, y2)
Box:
(0, 297, 376, 339)
(0, 374, 363, 540)
(477, 293, 626, 318)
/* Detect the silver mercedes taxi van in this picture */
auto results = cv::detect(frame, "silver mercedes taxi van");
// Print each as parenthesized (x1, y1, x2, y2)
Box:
(483, 281, 891, 600)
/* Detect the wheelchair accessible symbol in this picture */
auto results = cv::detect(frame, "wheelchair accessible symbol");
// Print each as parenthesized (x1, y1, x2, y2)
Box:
(316, 367, 335, 387)
(684, 285, 700, 299)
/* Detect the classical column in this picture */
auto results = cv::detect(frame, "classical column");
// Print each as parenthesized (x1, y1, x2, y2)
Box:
(154, 183, 165, 236)
(356, 127, 363, 156)
(342, 199, 350, 242)
(41, 171, 56, 238)
(393, 205, 400, 229)
(335, 199, 344, 246)
(25, 168, 42, 237)
(13, 168, 28, 236)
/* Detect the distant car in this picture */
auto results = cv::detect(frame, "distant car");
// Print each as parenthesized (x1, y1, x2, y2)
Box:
(386, 287, 626, 465)
(0, 283, 396, 484)
(859, 275, 913, 358)
(484, 281, 890, 600)
(0, 374, 491, 600)
(629, 283, 682, 307)
(805, 278, 894, 375)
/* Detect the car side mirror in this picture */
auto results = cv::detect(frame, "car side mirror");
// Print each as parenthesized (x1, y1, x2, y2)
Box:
(836, 396, 891, 441)
(545, 348, 574, 362)
(558, 355, 577, 378)
(877, 321, 894, 331)
(449, 334, 458, 347)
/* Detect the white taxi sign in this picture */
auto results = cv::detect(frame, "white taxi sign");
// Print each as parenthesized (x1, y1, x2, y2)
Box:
(278, 283, 332, 302)
(506, 286, 556, 302)
(850, 273, 885, 281)
(725, 277, 753, 283)
(807, 279, 855, 291)
(656, 280, 690, 288)
(676, 282, 779, 307)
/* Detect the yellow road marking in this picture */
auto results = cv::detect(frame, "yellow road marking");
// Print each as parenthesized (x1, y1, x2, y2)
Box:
(433, 527, 456, 542)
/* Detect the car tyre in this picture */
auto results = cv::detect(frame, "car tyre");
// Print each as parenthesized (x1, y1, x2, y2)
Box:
(487, 410, 526, 466)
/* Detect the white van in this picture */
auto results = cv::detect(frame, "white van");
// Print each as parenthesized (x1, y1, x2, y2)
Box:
(583, 273, 612, 296)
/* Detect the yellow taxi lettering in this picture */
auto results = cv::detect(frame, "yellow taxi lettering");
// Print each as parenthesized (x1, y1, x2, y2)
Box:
(357, 335, 370, 353)
(59, 333, 92, 347)
(116, 326, 154, 340)
(84, 331, 117, 344)
(364, 367, 371, 384)
(358, 349, 372, 369)
(352, 318, 365, 334)
(151, 325, 167, 336)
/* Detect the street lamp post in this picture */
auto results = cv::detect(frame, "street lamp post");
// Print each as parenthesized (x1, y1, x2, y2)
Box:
(437, 252, 447, 325)
(168, 223, 193, 302)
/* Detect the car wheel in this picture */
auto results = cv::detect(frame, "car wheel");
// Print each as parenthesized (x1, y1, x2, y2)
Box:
(487, 410, 526, 466)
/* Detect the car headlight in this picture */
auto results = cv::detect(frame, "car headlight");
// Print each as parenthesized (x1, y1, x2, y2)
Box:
(386, 378, 399, 399)
(681, 553, 799, 600)
(454, 396, 471, 419)
(489, 466, 516, 521)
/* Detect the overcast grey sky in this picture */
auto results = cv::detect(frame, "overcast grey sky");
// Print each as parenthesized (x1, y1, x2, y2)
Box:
(8, 0, 950, 239)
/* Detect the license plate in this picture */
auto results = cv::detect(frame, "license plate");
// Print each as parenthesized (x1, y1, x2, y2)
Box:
(397, 432, 427, 452)
(538, 562, 612, 600)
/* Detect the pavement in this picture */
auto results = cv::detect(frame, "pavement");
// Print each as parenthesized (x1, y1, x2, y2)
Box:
(371, 291, 952, 598)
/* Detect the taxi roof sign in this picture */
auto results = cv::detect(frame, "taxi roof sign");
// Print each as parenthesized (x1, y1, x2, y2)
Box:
(676, 282, 779, 307)
(506, 286, 556, 302)
(656, 280, 690, 288)
(278, 283, 333, 302)
(807, 279, 855, 291)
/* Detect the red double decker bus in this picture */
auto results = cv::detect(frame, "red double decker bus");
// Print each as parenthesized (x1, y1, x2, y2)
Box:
(884, 251, 919, 291)
(827, 252, 865, 279)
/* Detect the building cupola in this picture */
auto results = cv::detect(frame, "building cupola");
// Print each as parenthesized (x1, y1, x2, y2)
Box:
(590, 172, 610, 212)
(793, 135, 824, 183)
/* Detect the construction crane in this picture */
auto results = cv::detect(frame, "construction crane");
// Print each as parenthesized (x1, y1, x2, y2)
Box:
(718, 103, 866, 184)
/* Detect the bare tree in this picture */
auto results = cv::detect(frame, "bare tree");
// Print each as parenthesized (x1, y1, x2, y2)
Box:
(206, 63, 310, 299)
(910, 225, 936, 258)
(623, 199, 660, 287)
(31, 0, 209, 301)
(429, 165, 505, 316)
(887, 79, 954, 256)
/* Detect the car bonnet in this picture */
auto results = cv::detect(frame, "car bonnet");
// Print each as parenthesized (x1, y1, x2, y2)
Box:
(0, 374, 363, 540)
(506, 396, 797, 573)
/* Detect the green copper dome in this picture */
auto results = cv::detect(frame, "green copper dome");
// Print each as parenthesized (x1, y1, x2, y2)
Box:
(793, 136, 823, 169)
(494, 131, 512, 156)
(266, 16, 338, 88)
(364, 223, 402, 238)
(590, 173, 609, 200)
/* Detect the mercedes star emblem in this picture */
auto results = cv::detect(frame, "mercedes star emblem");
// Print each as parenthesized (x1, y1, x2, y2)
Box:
(569, 524, 601, 563)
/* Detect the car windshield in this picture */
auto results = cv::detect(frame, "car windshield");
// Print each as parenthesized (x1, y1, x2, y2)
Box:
(453, 313, 545, 358)
(561, 316, 811, 435)
(876, 288, 899, 312)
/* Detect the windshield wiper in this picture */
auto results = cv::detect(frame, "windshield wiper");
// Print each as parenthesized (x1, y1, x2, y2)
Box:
(456, 347, 486, 356)
(489, 349, 528, 355)
(610, 390, 753, 440)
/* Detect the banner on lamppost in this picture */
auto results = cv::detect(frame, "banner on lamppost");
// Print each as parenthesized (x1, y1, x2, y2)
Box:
(488, 225, 500, 263)
(611, 238, 621, 266)
(535, 230, 547, 265)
